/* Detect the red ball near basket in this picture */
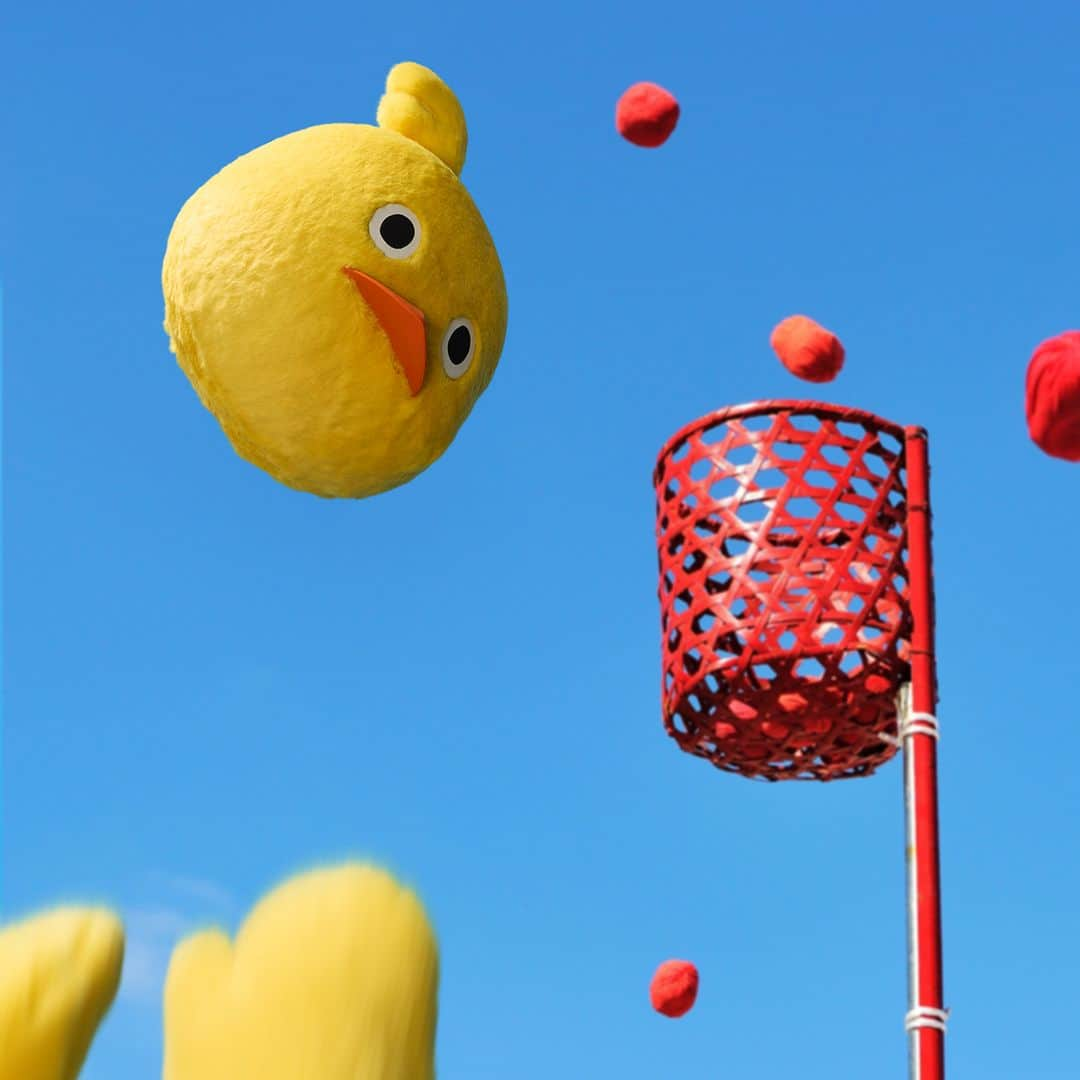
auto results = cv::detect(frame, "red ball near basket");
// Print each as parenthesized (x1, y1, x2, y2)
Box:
(654, 401, 914, 782)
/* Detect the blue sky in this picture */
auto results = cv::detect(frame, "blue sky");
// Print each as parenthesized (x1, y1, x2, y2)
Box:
(4, 1, 1079, 1077)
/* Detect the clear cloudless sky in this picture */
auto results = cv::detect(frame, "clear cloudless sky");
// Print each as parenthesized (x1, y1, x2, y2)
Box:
(3, 1, 1079, 1077)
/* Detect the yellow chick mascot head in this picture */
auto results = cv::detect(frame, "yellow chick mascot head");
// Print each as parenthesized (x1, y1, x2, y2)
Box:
(163, 62, 508, 499)
(0, 907, 124, 1080)
(163, 863, 438, 1080)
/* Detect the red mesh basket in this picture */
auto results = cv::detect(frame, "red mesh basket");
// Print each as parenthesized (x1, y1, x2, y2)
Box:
(654, 401, 913, 782)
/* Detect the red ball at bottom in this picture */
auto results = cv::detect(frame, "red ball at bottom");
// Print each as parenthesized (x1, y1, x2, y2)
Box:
(616, 82, 680, 147)
(1026, 331, 1080, 462)
(649, 959, 699, 1017)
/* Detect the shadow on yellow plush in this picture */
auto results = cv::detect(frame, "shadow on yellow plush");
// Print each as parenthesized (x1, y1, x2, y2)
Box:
(163, 62, 508, 499)
(163, 863, 438, 1080)
(0, 908, 124, 1080)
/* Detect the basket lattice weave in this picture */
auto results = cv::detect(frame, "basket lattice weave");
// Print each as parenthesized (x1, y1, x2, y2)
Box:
(654, 401, 912, 781)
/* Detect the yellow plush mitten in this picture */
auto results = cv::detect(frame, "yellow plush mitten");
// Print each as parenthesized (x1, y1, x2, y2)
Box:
(163, 863, 438, 1080)
(0, 908, 124, 1080)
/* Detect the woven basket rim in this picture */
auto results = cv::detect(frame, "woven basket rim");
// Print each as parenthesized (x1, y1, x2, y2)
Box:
(655, 399, 909, 476)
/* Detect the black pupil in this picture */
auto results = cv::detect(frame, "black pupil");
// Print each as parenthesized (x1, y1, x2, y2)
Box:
(380, 214, 415, 249)
(447, 325, 471, 366)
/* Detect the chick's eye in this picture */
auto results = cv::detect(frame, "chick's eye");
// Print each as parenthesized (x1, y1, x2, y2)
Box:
(442, 319, 475, 379)
(369, 204, 421, 258)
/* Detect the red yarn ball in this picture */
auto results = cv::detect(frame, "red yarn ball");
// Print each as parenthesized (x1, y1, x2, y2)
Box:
(864, 674, 892, 695)
(778, 692, 809, 714)
(728, 699, 758, 721)
(649, 959, 699, 1018)
(616, 82, 680, 148)
(761, 720, 791, 741)
(770, 315, 845, 383)
(1025, 331, 1080, 462)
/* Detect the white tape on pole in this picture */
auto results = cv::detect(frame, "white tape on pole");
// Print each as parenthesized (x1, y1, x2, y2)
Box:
(905, 1005, 950, 1034)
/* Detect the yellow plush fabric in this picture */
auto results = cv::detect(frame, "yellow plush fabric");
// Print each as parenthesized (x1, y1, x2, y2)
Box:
(162, 62, 508, 499)
(377, 62, 468, 175)
(0, 908, 124, 1080)
(163, 863, 438, 1080)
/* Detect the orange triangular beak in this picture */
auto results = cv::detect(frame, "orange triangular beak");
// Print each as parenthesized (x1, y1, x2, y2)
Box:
(342, 267, 427, 396)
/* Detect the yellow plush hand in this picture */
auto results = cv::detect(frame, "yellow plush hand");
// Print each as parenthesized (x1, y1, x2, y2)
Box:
(0, 908, 124, 1080)
(163, 863, 438, 1080)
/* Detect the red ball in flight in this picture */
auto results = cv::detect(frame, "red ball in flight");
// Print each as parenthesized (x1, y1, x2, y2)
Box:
(616, 82, 680, 147)
(649, 959, 699, 1018)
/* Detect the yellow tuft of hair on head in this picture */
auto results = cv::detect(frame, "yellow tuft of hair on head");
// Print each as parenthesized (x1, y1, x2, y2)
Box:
(377, 61, 468, 175)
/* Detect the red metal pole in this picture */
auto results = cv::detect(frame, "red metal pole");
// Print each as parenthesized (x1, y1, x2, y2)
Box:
(901, 427, 945, 1080)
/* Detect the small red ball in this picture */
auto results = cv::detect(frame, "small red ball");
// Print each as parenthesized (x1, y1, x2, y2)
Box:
(864, 674, 892, 695)
(1025, 331, 1080, 462)
(778, 692, 809, 714)
(650, 959, 699, 1018)
(770, 315, 845, 383)
(728, 699, 758, 721)
(616, 82, 680, 147)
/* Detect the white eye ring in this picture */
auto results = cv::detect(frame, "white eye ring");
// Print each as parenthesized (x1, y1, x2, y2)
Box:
(441, 318, 476, 379)
(369, 204, 421, 259)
